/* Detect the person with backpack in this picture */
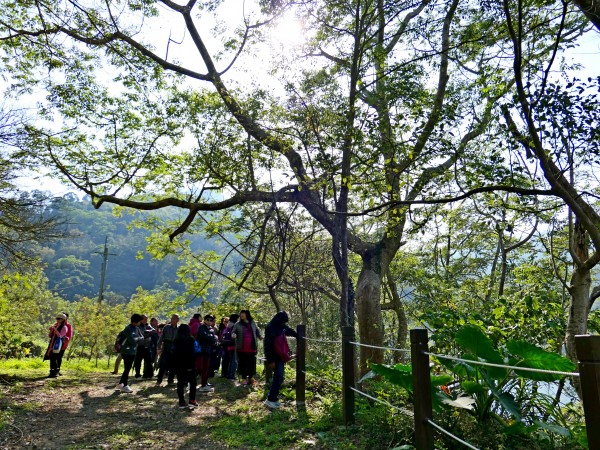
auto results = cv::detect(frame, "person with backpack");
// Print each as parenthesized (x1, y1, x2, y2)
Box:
(195, 314, 218, 392)
(115, 314, 144, 393)
(45, 313, 68, 378)
(231, 309, 262, 386)
(171, 324, 198, 409)
(263, 311, 297, 409)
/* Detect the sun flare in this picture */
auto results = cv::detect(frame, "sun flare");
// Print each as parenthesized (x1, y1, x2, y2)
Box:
(270, 12, 307, 49)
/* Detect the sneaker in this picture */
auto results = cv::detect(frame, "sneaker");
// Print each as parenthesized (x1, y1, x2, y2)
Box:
(249, 379, 257, 386)
(206, 382, 213, 387)
(120, 385, 133, 393)
(241, 380, 248, 385)
(188, 400, 199, 407)
(199, 385, 213, 392)
(178, 402, 188, 409)
(115, 383, 124, 391)
(134, 374, 141, 378)
(264, 399, 281, 409)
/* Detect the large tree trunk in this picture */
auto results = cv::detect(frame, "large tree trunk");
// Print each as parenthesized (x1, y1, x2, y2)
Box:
(355, 262, 385, 375)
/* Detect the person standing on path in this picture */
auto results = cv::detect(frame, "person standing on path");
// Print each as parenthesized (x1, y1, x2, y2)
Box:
(172, 324, 198, 408)
(56, 311, 73, 376)
(232, 310, 262, 386)
(220, 314, 239, 380)
(156, 314, 179, 385)
(134, 314, 155, 379)
(115, 314, 144, 393)
(263, 311, 297, 409)
(196, 314, 218, 392)
(46, 313, 68, 378)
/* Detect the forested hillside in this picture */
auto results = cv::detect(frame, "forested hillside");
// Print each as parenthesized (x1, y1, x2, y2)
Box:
(37, 193, 232, 303)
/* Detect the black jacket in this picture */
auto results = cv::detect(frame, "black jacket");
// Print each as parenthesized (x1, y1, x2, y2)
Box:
(172, 336, 195, 370)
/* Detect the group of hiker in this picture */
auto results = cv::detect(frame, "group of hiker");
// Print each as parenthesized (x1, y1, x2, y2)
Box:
(110, 309, 297, 409)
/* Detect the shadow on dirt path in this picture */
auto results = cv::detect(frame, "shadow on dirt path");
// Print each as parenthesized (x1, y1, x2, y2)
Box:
(0, 370, 298, 450)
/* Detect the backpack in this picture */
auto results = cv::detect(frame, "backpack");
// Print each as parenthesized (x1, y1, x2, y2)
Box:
(113, 330, 125, 353)
(274, 331, 291, 363)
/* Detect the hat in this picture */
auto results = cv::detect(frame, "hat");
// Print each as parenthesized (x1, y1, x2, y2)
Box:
(56, 313, 67, 320)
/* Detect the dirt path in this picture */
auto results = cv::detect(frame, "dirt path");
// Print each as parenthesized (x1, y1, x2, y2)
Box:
(0, 371, 288, 450)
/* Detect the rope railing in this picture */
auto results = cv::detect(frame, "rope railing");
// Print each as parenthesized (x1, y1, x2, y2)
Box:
(424, 352, 580, 378)
(349, 386, 414, 417)
(349, 341, 411, 354)
(302, 336, 342, 344)
(426, 419, 480, 450)
(296, 326, 600, 449)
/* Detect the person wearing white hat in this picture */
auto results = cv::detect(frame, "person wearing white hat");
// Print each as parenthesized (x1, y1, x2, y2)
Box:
(45, 314, 68, 378)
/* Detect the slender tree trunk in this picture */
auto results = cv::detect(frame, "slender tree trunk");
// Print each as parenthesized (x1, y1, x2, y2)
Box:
(565, 220, 591, 364)
(565, 265, 591, 361)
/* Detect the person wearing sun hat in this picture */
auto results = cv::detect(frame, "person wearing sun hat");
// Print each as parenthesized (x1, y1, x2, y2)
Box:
(56, 311, 73, 376)
(45, 313, 68, 378)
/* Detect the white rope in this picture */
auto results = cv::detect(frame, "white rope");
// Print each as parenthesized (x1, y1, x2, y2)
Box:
(349, 341, 411, 353)
(424, 352, 580, 378)
(302, 336, 342, 344)
(426, 419, 480, 450)
(301, 370, 343, 387)
(349, 387, 414, 417)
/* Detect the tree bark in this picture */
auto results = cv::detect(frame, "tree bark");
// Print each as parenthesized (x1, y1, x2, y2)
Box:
(565, 220, 591, 363)
(355, 262, 385, 375)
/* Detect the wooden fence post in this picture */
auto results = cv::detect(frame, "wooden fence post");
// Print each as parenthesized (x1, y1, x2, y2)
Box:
(410, 328, 434, 450)
(575, 334, 600, 449)
(342, 326, 355, 426)
(296, 324, 306, 406)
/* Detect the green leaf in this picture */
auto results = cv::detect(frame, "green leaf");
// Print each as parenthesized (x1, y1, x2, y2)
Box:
(370, 363, 413, 392)
(455, 325, 507, 379)
(506, 340, 576, 381)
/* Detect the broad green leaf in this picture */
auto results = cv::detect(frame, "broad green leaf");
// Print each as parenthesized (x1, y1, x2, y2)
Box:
(455, 325, 507, 379)
(461, 380, 487, 395)
(370, 363, 413, 392)
(506, 340, 576, 381)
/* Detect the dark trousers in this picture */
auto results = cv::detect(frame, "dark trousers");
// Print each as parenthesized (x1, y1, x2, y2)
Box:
(49, 352, 60, 373)
(268, 362, 285, 401)
(57, 349, 66, 371)
(226, 350, 238, 380)
(209, 349, 221, 377)
(196, 355, 211, 386)
(177, 368, 197, 405)
(156, 350, 175, 383)
(221, 350, 231, 377)
(237, 351, 257, 380)
(134, 346, 153, 377)
(119, 354, 136, 386)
